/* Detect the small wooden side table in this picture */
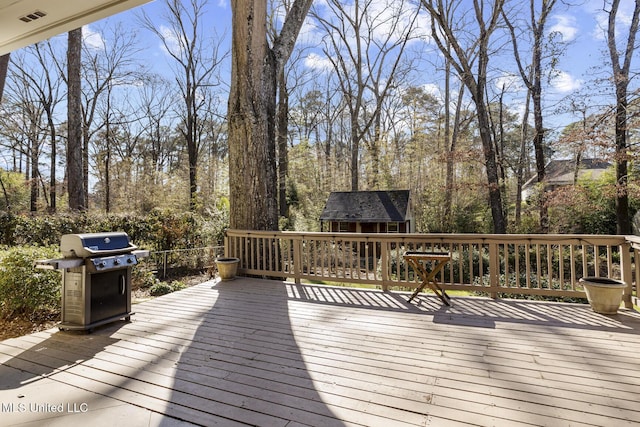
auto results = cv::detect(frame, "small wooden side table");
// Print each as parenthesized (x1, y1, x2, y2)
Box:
(403, 251, 452, 305)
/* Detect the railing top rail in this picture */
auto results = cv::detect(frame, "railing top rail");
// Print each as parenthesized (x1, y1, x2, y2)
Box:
(225, 229, 628, 245)
(150, 246, 224, 255)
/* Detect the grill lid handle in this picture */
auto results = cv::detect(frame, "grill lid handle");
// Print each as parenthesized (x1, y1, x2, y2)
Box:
(78, 243, 138, 256)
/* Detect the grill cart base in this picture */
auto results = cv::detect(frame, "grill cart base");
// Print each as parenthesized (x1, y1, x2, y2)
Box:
(58, 267, 133, 332)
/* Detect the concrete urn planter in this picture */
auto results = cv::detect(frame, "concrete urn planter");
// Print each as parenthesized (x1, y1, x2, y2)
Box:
(215, 257, 240, 281)
(579, 277, 626, 314)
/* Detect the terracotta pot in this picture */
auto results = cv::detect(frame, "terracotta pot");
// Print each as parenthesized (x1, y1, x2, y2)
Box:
(215, 257, 240, 281)
(579, 277, 626, 314)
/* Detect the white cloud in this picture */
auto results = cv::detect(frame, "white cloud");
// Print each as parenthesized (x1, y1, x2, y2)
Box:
(548, 15, 578, 42)
(159, 25, 185, 57)
(422, 83, 441, 99)
(82, 25, 105, 50)
(551, 71, 582, 93)
(304, 52, 334, 72)
(588, 0, 638, 41)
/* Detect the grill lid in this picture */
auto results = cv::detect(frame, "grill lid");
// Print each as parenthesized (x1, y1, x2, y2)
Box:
(60, 232, 138, 258)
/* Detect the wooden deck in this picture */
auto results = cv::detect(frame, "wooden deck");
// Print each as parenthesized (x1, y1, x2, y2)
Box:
(3, 277, 640, 426)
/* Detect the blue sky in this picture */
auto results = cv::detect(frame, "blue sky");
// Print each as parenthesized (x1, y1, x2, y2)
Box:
(76, 0, 638, 137)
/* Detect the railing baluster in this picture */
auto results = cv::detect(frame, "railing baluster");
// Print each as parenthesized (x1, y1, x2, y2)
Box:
(222, 230, 632, 300)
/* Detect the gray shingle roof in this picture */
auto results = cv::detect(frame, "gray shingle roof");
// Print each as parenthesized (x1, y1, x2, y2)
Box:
(523, 158, 611, 189)
(319, 190, 410, 222)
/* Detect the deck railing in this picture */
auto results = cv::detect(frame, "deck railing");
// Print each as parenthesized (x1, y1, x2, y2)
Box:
(145, 246, 225, 278)
(225, 229, 639, 307)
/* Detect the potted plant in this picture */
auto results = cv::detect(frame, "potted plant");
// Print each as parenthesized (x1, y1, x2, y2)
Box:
(215, 257, 240, 281)
(579, 277, 627, 314)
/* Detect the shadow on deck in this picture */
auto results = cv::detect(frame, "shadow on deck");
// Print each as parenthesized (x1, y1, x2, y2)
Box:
(1, 277, 640, 426)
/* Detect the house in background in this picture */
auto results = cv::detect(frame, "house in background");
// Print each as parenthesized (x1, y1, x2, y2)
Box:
(522, 158, 611, 200)
(320, 190, 414, 233)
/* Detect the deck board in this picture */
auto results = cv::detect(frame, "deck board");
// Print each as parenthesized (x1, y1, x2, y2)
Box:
(3, 277, 640, 426)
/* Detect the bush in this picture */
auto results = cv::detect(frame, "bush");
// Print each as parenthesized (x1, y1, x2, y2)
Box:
(0, 246, 60, 319)
(149, 280, 186, 296)
(0, 210, 229, 249)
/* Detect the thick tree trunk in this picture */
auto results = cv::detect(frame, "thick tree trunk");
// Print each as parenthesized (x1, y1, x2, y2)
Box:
(229, 0, 312, 230)
(228, 0, 278, 230)
(67, 28, 86, 211)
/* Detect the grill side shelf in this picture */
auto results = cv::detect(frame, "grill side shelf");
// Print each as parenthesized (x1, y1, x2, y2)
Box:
(34, 258, 84, 270)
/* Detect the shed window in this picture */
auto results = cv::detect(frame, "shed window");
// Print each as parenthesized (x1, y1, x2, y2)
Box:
(387, 222, 398, 232)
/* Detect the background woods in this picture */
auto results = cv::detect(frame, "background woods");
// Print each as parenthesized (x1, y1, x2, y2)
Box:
(0, 0, 639, 235)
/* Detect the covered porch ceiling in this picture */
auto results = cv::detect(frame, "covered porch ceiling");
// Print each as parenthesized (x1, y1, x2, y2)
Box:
(0, 0, 152, 55)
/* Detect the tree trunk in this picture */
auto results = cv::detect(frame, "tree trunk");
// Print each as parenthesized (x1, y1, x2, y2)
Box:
(277, 68, 289, 218)
(350, 114, 359, 191)
(45, 108, 57, 213)
(30, 125, 39, 212)
(475, 99, 506, 234)
(0, 53, 9, 103)
(67, 28, 86, 211)
(607, 0, 640, 235)
(532, 39, 548, 232)
(515, 89, 532, 227)
(228, 0, 312, 230)
(228, 0, 278, 230)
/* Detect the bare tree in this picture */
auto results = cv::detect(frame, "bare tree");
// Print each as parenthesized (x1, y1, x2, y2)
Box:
(3, 43, 64, 212)
(606, 0, 640, 234)
(138, 73, 175, 179)
(78, 23, 141, 211)
(421, 0, 507, 233)
(503, 0, 560, 232)
(141, 0, 227, 211)
(312, 0, 420, 191)
(228, 0, 313, 230)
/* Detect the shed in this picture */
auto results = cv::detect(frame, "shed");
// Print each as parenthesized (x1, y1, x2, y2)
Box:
(319, 190, 414, 233)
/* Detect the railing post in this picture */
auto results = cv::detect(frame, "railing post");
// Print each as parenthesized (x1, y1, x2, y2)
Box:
(293, 236, 302, 284)
(381, 241, 389, 291)
(621, 241, 633, 309)
(489, 242, 499, 299)
(224, 233, 229, 257)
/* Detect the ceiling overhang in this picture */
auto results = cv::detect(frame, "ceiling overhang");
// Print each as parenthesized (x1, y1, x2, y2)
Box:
(0, 0, 153, 55)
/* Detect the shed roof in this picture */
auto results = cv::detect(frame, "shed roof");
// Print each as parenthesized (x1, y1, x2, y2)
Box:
(319, 190, 411, 223)
(523, 158, 611, 189)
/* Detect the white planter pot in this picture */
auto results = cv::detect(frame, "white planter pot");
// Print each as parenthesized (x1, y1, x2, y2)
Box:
(579, 277, 626, 314)
(215, 257, 240, 281)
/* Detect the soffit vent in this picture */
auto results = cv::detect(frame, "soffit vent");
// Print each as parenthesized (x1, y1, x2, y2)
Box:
(19, 10, 47, 23)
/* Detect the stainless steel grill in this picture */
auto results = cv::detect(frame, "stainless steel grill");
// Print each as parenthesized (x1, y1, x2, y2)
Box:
(36, 232, 148, 332)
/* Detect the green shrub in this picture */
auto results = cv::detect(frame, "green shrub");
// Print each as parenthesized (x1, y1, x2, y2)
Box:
(0, 246, 60, 319)
(132, 269, 160, 291)
(149, 280, 186, 296)
(0, 211, 229, 248)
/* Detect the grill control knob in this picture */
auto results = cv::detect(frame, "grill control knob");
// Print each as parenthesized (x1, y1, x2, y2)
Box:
(113, 259, 121, 266)
(127, 257, 133, 264)
(98, 262, 105, 269)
